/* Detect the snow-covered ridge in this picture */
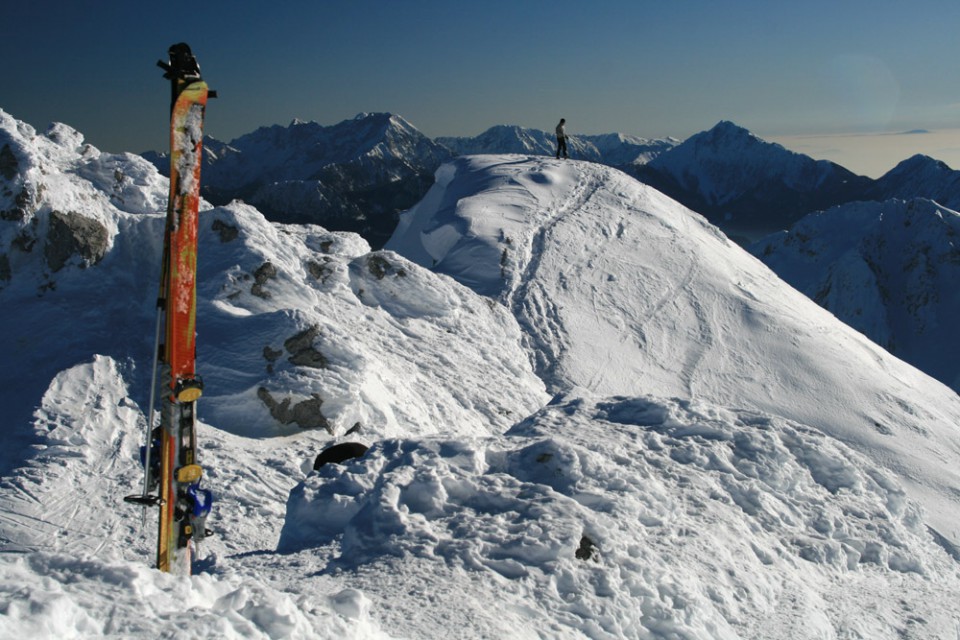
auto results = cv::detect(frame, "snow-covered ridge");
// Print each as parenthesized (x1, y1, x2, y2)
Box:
(648, 121, 845, 202)
(868, 154, 960, 210)
(632, 121, 874, 238)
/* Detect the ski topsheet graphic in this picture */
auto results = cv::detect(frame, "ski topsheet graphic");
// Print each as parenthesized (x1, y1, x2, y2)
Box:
(125, 43, 214, 575)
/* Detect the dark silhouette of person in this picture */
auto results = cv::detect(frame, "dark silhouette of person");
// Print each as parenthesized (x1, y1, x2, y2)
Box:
(556, 118, 568, 159)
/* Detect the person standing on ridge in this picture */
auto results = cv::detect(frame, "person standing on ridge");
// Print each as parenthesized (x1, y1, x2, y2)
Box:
(555, 118, 568, 159)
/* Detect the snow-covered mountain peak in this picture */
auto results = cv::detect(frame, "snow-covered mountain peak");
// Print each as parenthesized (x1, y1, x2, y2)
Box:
(889, 153, 951, 174)
(699, 119, 756, 143)
(633, 120, 873, 238)
(655, 119, 833, 187)
(869, 153, 960, 210)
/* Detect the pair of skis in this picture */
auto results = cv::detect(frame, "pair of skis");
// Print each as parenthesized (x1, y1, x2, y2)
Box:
(125, 43, 214, 575)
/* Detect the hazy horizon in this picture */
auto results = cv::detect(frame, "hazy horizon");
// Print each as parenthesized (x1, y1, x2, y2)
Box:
(4, 0, 959, 179)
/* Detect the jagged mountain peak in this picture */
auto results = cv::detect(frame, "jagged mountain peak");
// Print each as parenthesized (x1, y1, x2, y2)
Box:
(674, 120, 806, 163)
(635, 120, 871, 236)
(223, 112, 420, 151)
(701, 119, 755, 141)
(870, 153, 960, 210)
(881, 153, 955, 178)
(437, 124, 562, 158)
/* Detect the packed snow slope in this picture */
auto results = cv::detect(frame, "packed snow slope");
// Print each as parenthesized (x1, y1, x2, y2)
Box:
(387, 155, 960, 546)
(3, 109, 960, 639)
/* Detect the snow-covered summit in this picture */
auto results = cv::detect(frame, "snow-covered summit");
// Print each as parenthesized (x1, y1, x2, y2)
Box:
(868, 154, 960, 210)
(632, 120, 873, 238)
(388, 154, 960, 544)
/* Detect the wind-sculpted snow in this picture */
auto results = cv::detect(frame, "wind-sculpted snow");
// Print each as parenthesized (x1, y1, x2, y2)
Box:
(197, 202, 547, 440)
(278, 396, 960, 638)
(0, 551, 391, 639)
(0, 110, 170, 224)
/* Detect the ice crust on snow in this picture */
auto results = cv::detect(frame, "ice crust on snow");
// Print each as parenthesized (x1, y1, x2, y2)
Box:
(2, 111, 960, 639)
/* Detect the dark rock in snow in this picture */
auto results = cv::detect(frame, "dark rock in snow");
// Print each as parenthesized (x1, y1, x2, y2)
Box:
(44, 210, 109, 271)
(313, 442, 368, 471)
(257, 387, 331, 431)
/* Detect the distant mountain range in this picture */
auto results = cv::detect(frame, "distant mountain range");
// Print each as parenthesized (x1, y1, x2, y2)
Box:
(437, 125, 677, 165)
(143, 113, 453, 248)
(631, 122, 960, 243)
(143, 115, 960, 250)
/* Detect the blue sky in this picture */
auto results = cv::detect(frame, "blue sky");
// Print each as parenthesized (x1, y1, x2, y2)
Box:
(4, 1, 960, 176)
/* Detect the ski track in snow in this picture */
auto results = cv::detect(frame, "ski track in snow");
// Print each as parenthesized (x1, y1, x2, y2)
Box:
(506, 161, 599, 390)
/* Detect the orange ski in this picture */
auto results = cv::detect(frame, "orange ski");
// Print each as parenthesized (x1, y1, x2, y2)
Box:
(126, 43, 214, 576)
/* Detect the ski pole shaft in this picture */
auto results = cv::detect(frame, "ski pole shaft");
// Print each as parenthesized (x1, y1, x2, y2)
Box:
(140, 304, 164, 526)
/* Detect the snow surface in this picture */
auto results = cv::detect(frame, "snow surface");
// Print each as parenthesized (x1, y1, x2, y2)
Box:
(2, 111, 960, 638)
(388, 156, 960, 544)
